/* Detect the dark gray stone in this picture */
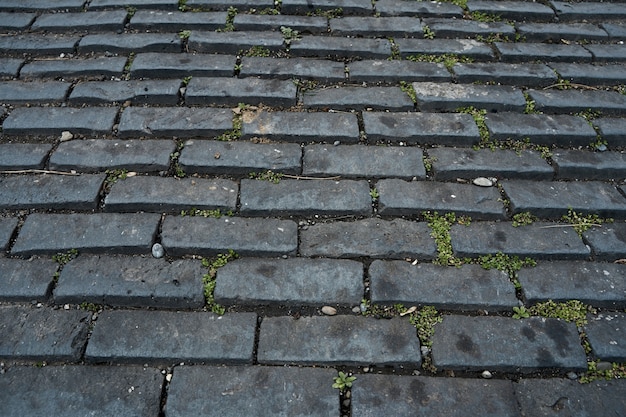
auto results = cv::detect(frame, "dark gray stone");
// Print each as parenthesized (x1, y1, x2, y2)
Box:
(233, 14, 327, 34)
(69, 80, 181, 105)
(79, 33, 181, 53)
(0, 257, 57, 302)
(0, 173, 105, 210)
(583, 223, 626, 261)
(0, 366, 163, 417)
(20, 57, 127, 79)
(450, 222, 590, 260)
(12, 213, 160, 256)
(552, 150, 626, 180)
(467, 0, 555, 21)
(528, 89, 626, 115)
(165, 366, 337, 417)
(0, 34, 79, 56)
(86, 310, 256, 364)
(130, 10, 226, 31)
(0, 0, 85, 11)
(586, 313, 626, 362)
(239, 56, 346, 83)
(32, 10, 127, 32)
(0, 80, 68, 103)
(282, 0, 373, 15)
(585, 44, 626, 63)
(348, 60, 450, 83)
(300, 218, 437, 260)
(0, 305, 90, 361)
(595, 117, 626, 146)
(3, 106, 118, 136)
(376, 0, 463, 18)
(303, 86, 414, 111)
(363, 111, 480, 146)
(519, 262, 626, 309)
(161, 216, 298, 257)
(429, 148, 553, 181)
(552, 1, 626, 22)
(241, 111, 360, 143)
(118, 107, 232, 138)
(495, 42, 592, 63)
(179, 139, 302, 175)
(258, 315, 421, 366)
(290, 36, 391, 59)
(0, 58, 23, 78)
(412, 82, 526, 112)
(331, 16, 423, 37)
(602, 23, 626, 40)
(396, 38, 493, 60)
(352, 374, 520, 417)
(215, 258, 363, 306)
(185, 77, 297, 107)
(189, 31, 284, 54)
(0, 143, 52, 170)
(185, 0, 274, 10)
(424, 18, 515, 39)
(452, 63, 557, 87)
(370, 260, 518, 312)
(0, 218, 18, 251)
(549, 63, 626, 86)
(432, 315, 587, 372)
(50, 139, 175, 172)
(89, 0, 177, 9)
(303, 144, 426, 179)
(517, 23, 608, 43)
(130, 52, 236, 78)
(55, 255, 205, 308)
(0, 12, 35, 30)
(240, 179, 371, 216)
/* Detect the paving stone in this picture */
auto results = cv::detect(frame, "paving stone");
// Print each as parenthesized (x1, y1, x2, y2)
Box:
(347, 59, 450, 83)
(79, 33, 181, 54)
(376, 0, 463, 18)
(377, 179, 506, 220)
(0, 0, 85, 11)
(424, 18, 515, 39)
(585, 44, 626, 63)
(594, 117, 626, 146)
(0, 365, 163, 417)
(3, 106, 118, 136)
(0, 143, 53, 170)
(0, 12, 35, 30)
(0, 58, 23, 78)
(303, 86, 414, 111)
(233, 14, 327, 34)
(432, 315, 587, 372)
(88, 0, 177, 9)
(185, 0, 273, 10)
(452, 63, 557, 87)
(239, 56, 346, 82)
(105, 176, 238, 213)
(69, 79, 181, 105)
(282, 0, 373, 15)
(165, 366, 337, 417)
(599, 23, 626, 41)
(258, 315, 421, 366)
(20, 57, 127, 79)
(241, 110, 360, 143)
(86, 310, 256, 364)
(552, 150, 626, 180)
(31, 10, 127, 32)
(549, 63, 626, 86)
(0, 34, 80, 56)
(502, 180, 626, 219)
(363, 111, 480, 146)
(467, 0, 555, 21)
(303, 144, 426, 179)
(552, 1, 626, 22)
(300, 218, 437, 259)
(412, 82, 526, 112)
(583, 222, 626, 261)
(0, 218, 18, 251)
(518, 261, 626, 309)
(0, 173, 105, 211)
(0, 305, 90, 361)
(55, 255, 205, 308)
(179, 139, 302, 175)
(185, 77, 297, 107)
(396, 38, 494, 60)
(429, 148, 553, 181)
(118, 107, 232, 138)
(289, 36, 392, 59)
(161, 216, 298, 257)
(215, 257, 363, 306)
(0, 257, 57, 302)
(495, 42, 592, 63)
(130, 52, 236, 78)
(50, 139, 175, 172)
(130, 10, 226, 31)
(585, 312, 626, 362)
(515, 378, 626, 417)
(450, 222, 590, 260)
(12, 213, 160, 256)
(352, 374, 520, 417)
(517, 23, 608, 42)
(370, 260, 517, 312)
(0, 81, 70, 104)
(330, 16, 422, 37)
(188, 31, 284, 54)
(485, 113, 598, 147)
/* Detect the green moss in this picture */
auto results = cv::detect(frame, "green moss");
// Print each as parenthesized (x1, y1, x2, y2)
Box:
(476, 252, 536, 290)
(249, 170, 283, 183)
(406, 53, 473, 71)
(399, 81, 417, 104)
(528, 300, 595, 328)
(423, 211, 465, 267)
(512, 212, 537, 227)
(580, 361, 626, 384)
(202, 250, 238, 314)
(562, 208, 612, 238)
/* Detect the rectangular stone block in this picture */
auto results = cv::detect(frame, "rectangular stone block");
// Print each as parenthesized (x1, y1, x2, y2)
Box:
(70, 80, 181, 105)
(20, 57, 127, 79)
(130, 10, 226, 31)
(3, 106, 118, 136)
(495, 42, 592, 63)
(552, 150, 626, 180)
(549, 63, 626, 86)
(303, 86, 414, 111)
(0, 0, 86, 11)
(78, 33, 181, 54)
(130, 52, 236, 78)
(185, 77, 297, 107)
(452, 63, 557, 87)
(0, 34, 80, 56)
(413, 82, 526, 112)
(0, 218, 18, 251)
(396, 38, 493, 60)
(426, 18, 514, 39)
(331, 16, 423, 37)
(467, 0, 555, 21)
(552, 0, 626, 22)
(282, 0, 373, 15)
(186, 0, 273, 10)
(0, 143, 53, 170)
(289, 36, 391, 59)
(188, 31, 284, 54)
(585, 313, 626, 362)
(239, 56, 346, 83)
(0, 257, 57, 302)
(595, 117, 626, 147)
(529, 89, 626, 115)
(88, 0, 177, 8)
(517, 23, 608, 43)
(347, 60, 450, 83)
(0, 58, 23, 78)
(0, 81, 70, 104)
(583, 223, 626, 261)
(234, 14, 327, 34)
(31, 10, 126, 32)
(376, 0, 463, 18)
(585, 44, 626, 63)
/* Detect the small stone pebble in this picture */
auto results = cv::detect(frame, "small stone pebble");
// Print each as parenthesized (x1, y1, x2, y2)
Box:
(60, 131, 73, 142)
(597, 361, 613, 371)
(473, 177, 493, 187)
(333, 141, 340, 146)
(420, 346, 430, 356)
(352, 306, 361, 314)
(321, 306, 337, 316)
(567, 372, 578, 380)
(151, 243, 165, 258)
(481, 370, 492, 379)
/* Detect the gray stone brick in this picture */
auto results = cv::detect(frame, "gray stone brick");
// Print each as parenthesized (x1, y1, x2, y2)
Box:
(12, 213, 160, 256)
(376, 0, 463, 18)
(0, 173, 105, 210)
(50, 139, 175, 172)
(300, 218, 437, 259)
(517, 23, 608, 43)
(363, 111, 480, 146)
(185, 0, 275, 10)
(189, 31, 284, 55)
(396, 38, 493, 60)
(258, 315, 421, 366)
(412, 82, 526, 112)
(55, 255, 205, 308)
(130, 10, 226, 31)
(3, 106, 118, 137)
(429, 148, 553, 181)
(239, 56, 346, 82)
(130, 52, 236, 78)
(452, 63, 557, 87)
(20, 57, 127, 79)
(549, 63, 626, 86)
(290, 36, 391, 59)
(165, 366, 337, 417)
(282, 0, 373, 15)
(215, 257, 363, 306)
(303, 86, 414, 111)
(185, 77, 297, 107)
(79, 33, 181, 54)
(179, 139, 302, 175)
(331, 16, 422, 37)
(347, 60, 451, 83)
(88, 0, 177, 9)
(86, 310, 256, 364)
(502, 180, 626, 219)
(585, 313, 626, 362)
(594, 117, 626, 146)
(585, 44, 626, 63)
(31, 10, 127, 32)
(0, 143, 53, 170)
(0, 34, 80, 56)
(432, 315, 587, 372)
(161, 216, 298, 257)
(241, 110, 360, 143)
(552, 150, 626, 180)
(370, 260, 517, 312)
(0, 58, 23, 78)
(552, 1, 626, 22)
(0, 0, 85, 11)
(485, 113, 597, 147)
(377, 179, 506, 220)
(353, 375, 520, 417)
(467, 0, 555, 21)
(495, 42, 592, 63)
(105, 176, 238, 213)
(518, 261, 626, 309)
(69, 79, 181, 105)
(0, 218, 18, 251)
(450, 222, 590, 260)
(233, 14, 327, 34)
(0, 81, 70, 104)
(0, 305, 90, 361)
(0, 257, 57, 302)
(424, 18, 515, 39)
(0, 12, 35, 30)
(583, 223, 626, 261)
(118, 107, 232, 138)
(303, 144, 426, 179)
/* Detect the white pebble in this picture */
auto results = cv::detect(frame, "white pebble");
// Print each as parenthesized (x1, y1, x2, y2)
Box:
(481, 370, 493, 379)
(321, 306, 337, 316)
(151, 243, 165, 258)
(473, 177, 494, 187)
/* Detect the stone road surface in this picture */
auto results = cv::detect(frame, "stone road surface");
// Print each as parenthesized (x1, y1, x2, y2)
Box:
(1, 0, 626, 416)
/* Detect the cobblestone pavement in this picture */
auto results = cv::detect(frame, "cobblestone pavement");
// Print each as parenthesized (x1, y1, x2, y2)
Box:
(1, 0, 626, 415)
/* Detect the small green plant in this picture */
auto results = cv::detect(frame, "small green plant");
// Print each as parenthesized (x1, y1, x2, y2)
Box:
(181, 208, 230, 218)
(388, 37, 401, 60)
(292, 78, 318, 92)
(422, 24, 435, 39)
(528, 300, 595, 328)
(104, 169, 128, 186)
(52, 248, 79, 265)
(178, 30, 191, 40)
(249, 170, 283, 183)
(243, 45, 271, 57)
(332, 371, 356, 392)
(219, 6, 237, 32)
(469, 11, 501, 22)
(409, 306, 442, 373)
(307, 7, 343, 18)
(202, 250, 238, 314)
(580, 361, 626, 384)
(423, 211, 464, 267)
(369, 187, 380, 201)
(280, 26, 301, 46)
(216, 104, 247, 141)
(512, 212, 537, 227)
(170, 143, 186, 178)
(125, 6, 137, 17)
(523, 92, 539, 114)
(80, 302, 100, 313)
(512, 305, 530, 319)
(406, 54, 473, 71)
(476, 252, 536, 290)
(182, 75, 192, 86)
(123, 52, 135, 74)
(399, 81, 417, 104)
(178, 0, 187, 11)
(458, 106, 490, 146)
(562, 208, 612, 238)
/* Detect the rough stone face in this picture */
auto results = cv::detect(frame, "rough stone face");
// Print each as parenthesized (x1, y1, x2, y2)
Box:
(412, 82, 526, 112)
(517, 23, 608, 43)
(239, 56, 346, 82)
(583, 223, 626, 261)
(331, 16, 423, 37)
(188, 31, 284, 54)
(348, 60, 450, 83)
(376, 0, 463, 17)
(185, 77, 297, 107)
(0, 34, 80, 56)
(552, 150, 626, 180)
(31, 10, 127, 32)
(303, 86, 414, 111)
(130, 10, 227, 31)
(495, 42, 592, 63)
(594, 117, 626, 146)
(395, 38, 492, 60)
(78, 33, 182, 54)
(130, 52, 236, 78)
(0, 257, 57, 302)
(3, 107, 118, 136)
(289, 36, 391, 59)
(0, 143, 52, 170)
(69, 79, 181, 105)
(528, 89, 626, 115)
(585, 313, 626, 362)
(282, 0, 374, 15)
(549, 63, 626, 86)
(467, 0, 555, 21)
(0, 217, 18, 251)
(0, 80, 71, 104)
(233, 14, 327, 33)
(452, 63, 557, 87)
(20, 57, 127, 79)
(118, 107, 232, 138)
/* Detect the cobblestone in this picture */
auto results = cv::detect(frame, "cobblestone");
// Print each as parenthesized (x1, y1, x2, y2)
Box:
(412, 82, 526, 112)
(0, 218, 18, 251)
(583, 223, 626, 261)
(585, 44, 626, 62)
(0, 34, 80, 56)
(239, 56, 346, 83)
(3, 106, 118, 137)
(495, 42, 592, 63)
(0, 58, 23, 78)
(0, 0, 86, 11)
(552, 150, 626, 180)
(233, 14, 327, 33)
(452, 63, 557, 87)
(330, 16, 423, 37)
(79, 33, 181, 54)
(303, 86, 414, 111)
(282, 0, 373, 15)
(527, 89, 626, 115)
(0, 257, 57, 302)
(31, 10, 127, 32)
(467, 0, 555, 21)
(188, 31, 284, 55)
(130, 10, 226, 31)
(425, 18, 515, 39)
(585, 313, 626, 362)
(396, 38, 493, 60)
(130, 52, 236, 78)
(290, 36, 392, 59)
(185, 77, 297, 107)
(0, 143, 52, 170)
(0, 81, 71, 104)
(376, 0, 462, 18)
(19, 57, 127, 79)
(594, 117, 626, 147)
(347, 60, 450, 83)
(552, 1, 626, 22)
(549, 63, 626, 86)
(69, 79, 181, 105)
(516, 23, 608, 43)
